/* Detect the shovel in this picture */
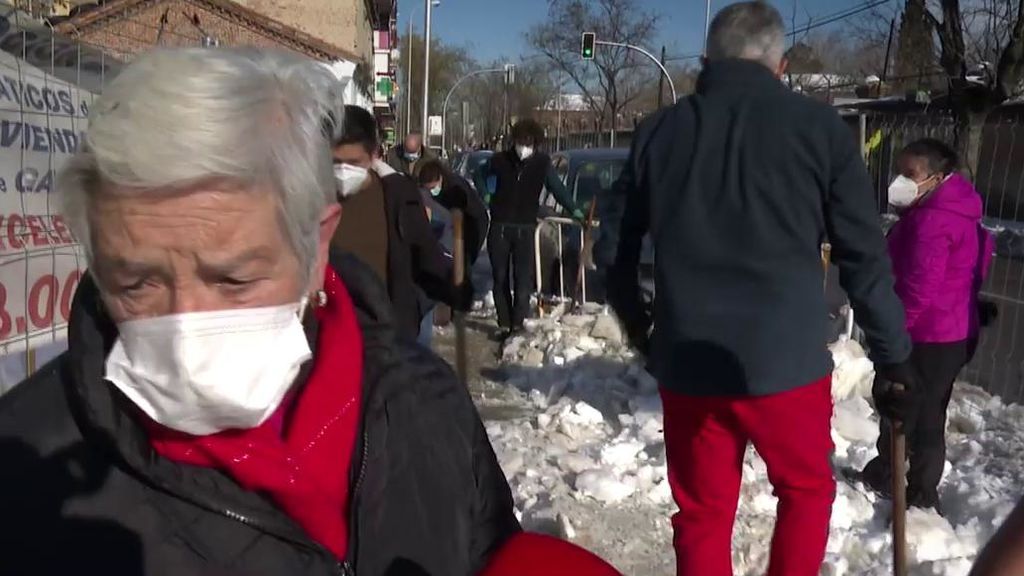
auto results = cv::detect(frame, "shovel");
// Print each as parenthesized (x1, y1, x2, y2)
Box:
(572, 198, 598, 310)
(891, 411, 908, 576)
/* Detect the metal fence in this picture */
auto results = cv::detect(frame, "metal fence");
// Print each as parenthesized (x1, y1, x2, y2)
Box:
(0, 4, 117, 392)
(855, 109, 1024, 403)
(543, 129, 634, 154)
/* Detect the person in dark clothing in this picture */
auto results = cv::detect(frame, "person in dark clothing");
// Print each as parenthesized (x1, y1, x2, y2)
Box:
(332, 105, 470, 341)
(418, 159, 491, 268)
(969, 496, 1024, 576)
(604, 4, 914, 575)
(386, 131, 437, 178)
(860, 139, 994, 513)
(0, 48, 518, 576)
(474, 119, 584, 338)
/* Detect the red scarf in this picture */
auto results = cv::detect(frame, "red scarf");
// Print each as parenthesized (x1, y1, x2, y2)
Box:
(143, 268, 363, 560)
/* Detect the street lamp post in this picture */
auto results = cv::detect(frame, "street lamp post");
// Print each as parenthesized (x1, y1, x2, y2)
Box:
(421, 0, 433, 149)
(406, 15, 414, 136)
(405, 0, 440, 136)
(704, 0, 712, 55)
(441, 68, 506, 152)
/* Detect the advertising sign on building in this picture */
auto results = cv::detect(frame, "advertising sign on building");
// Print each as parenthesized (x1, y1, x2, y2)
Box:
(0, 6, 119, 392)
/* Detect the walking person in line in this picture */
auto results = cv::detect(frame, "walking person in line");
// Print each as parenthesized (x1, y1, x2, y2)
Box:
(605, 3, 914, 575)
(474, 119, 584, 340)
(860, 139, 995, 514)
(418, 159, 491, 269)
(331, 105, 470, 342)
(386, 130, 436, 178)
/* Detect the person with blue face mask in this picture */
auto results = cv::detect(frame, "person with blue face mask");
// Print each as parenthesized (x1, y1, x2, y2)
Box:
(419, 159, 490, 270)
(385, 131, 437, 178)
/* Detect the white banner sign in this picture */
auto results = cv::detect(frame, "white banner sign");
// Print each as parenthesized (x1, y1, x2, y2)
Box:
(0, 9, 99, 356)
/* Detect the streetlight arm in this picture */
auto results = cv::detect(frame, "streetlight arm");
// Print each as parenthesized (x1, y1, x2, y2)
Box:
(441, 67, 506, 150)
(595, 40, 678, 104)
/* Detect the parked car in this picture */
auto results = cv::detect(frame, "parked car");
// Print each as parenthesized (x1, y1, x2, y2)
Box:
(536, 148, 654, 304)
(457, 150, 495, 197)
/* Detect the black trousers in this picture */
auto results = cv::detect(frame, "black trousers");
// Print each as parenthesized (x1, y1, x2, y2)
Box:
(488, 224, 535, 330)
(864, 340, 973, 506)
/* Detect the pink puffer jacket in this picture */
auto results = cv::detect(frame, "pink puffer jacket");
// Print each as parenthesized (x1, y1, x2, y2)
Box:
(887, 173, 995, 343)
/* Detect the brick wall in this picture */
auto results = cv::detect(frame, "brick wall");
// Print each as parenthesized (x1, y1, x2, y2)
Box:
(232, 0, 372, 64)
(73, 1, 346, 62)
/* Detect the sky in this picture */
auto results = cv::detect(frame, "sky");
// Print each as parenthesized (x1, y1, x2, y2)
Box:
(395, 0, 893, 64)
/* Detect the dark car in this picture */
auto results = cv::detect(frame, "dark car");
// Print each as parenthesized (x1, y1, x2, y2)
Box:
(456, 150, 495, 197)
(537, 148, 654, 304)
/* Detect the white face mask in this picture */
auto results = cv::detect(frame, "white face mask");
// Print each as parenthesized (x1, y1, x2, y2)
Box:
(887, 175, 921, 208)
(105, 301, 313, 436)
(429, 184, 442, 197)
(516, 145, 534, 160)
(335, 163, 369, 198)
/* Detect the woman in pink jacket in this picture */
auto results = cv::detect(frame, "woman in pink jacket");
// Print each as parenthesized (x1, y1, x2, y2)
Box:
(861, 138, 994, 514)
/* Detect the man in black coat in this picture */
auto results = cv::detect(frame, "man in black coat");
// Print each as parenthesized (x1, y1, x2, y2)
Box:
(604, 3, 914, 575)
(332, 105, 470, 341)
(474, 119, 583, 339)
(418, 158, 490, 269)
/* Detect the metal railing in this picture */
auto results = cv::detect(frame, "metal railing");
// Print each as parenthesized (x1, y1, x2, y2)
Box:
(533, 216, 599, 312)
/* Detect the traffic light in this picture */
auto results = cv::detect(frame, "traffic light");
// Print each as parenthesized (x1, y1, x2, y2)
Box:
(581, 32, 596, 60)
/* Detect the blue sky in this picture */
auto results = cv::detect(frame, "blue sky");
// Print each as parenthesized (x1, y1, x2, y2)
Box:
(396, 0, 892, 63)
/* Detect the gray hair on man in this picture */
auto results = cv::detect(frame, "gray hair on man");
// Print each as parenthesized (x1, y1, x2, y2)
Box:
(58, 47, 345, 278)
(706, 1, 787, 70)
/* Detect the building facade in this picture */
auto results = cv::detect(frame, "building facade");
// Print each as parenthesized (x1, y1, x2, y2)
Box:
(43, 0, 397, 140)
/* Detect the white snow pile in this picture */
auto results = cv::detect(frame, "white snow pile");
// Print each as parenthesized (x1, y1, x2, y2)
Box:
(479, 308, 1024, 576)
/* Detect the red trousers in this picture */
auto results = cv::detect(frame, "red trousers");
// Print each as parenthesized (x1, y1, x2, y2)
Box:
(660, 377, 835, 576)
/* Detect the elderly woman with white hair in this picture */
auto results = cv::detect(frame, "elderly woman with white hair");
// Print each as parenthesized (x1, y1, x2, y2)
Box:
(0, 48, 519, 575)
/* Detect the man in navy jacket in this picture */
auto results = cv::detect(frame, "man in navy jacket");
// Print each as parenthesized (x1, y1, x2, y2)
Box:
(605, 3, 914, 575)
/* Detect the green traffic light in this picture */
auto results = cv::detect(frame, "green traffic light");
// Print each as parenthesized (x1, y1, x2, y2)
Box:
(584, 49, 592, 56)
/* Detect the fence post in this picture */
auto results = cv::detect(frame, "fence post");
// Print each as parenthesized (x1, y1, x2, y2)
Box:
(859, 113, 868, 160)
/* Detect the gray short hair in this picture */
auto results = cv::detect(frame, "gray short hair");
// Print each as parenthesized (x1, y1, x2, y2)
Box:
(706, 1, 786, 69)
(58, 48, 345, 277)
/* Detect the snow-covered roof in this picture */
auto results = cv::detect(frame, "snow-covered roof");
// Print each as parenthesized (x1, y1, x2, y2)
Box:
(539, 94, 594, 112)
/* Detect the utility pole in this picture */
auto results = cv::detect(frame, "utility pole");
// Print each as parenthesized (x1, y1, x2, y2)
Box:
(657, 45, 667, 108)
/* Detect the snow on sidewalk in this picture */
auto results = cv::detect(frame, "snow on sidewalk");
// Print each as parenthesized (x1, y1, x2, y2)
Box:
(476, 305, 1024, 576)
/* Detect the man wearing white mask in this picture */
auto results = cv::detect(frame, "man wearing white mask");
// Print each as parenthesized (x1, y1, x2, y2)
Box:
(332, 104, 470, 341)
(0, 48, 517, 574)
(474, 119, 584, 339)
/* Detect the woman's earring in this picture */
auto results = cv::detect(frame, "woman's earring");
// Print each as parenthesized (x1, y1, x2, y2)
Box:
(315, 289, 328, 308)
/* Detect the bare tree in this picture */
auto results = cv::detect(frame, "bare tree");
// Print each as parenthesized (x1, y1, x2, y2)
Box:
(894, 0, 940, 90)
(397, 32, 474, 133)
(526, 0, 661, 141)
(924, 0, 1024, 172)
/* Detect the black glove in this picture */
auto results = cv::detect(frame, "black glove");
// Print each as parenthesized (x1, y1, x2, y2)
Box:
(978, 298, 999, 328)
(872, 362, 917, 421)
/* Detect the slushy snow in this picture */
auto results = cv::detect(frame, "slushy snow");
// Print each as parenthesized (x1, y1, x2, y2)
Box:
(474, 305, 1024, 575)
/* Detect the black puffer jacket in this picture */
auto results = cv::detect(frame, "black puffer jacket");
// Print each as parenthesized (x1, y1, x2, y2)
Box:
(0, 254, 519, 576)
